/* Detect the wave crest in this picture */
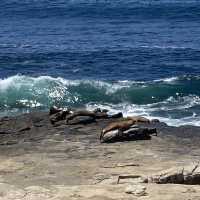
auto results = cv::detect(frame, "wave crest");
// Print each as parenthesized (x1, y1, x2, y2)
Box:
(1, 75, 200, 126)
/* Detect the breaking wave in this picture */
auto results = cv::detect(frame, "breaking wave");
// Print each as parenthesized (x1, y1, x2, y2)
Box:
(0, 74, 200, 126)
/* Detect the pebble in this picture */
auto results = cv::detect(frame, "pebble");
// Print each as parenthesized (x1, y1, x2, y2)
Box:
(125, 184, 147, 196)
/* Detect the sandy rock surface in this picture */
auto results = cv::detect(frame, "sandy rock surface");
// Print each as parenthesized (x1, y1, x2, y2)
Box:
(0, 112, 200, 199)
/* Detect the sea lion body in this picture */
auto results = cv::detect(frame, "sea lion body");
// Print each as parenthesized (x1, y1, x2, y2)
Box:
(66, 110, 96, 123)
(100, 116, 151, 140)
(126, 116, 150, 124)
(102, 120, 134, 134)
(66, 109, 122, 123)
(50, 110, 70, 124)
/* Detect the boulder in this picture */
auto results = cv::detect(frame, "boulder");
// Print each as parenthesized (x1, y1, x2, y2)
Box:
(125, 184, 147, 196)
(144, 164, 200, 185)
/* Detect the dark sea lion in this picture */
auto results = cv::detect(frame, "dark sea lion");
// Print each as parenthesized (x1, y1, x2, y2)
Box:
(66, 108, 122, 123)
(66, 110, 96, 123)
(50, 110, 71, 124)
(49, 106, 62, 115)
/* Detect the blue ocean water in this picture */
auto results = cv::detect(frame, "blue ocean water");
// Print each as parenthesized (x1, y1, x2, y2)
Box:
(0, 0, 200, 126)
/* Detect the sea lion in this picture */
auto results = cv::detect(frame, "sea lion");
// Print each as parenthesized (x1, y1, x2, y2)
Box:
(50, 110, 71, 124)
(66, 110, 96, 123)
(49, 106, 62, 115)
(126, 116, 151, 124)
(66, 108, 123, 123)
(100, 116, 151, 140)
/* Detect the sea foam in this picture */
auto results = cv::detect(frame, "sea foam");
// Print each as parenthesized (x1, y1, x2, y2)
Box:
(0, 75, 200, 126)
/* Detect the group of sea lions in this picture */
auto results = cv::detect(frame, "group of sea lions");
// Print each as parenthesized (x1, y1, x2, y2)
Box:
(49, 106, 159, 143)
(100, 116, 159, 141)
(49, 106, 123, 125)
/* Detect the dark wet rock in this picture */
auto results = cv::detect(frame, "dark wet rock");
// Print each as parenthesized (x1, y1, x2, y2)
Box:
(0, 140, 18, 145)
(0, 110, 200, 150)
(0, 130, 13, 134)
(0, 116, 10, 122)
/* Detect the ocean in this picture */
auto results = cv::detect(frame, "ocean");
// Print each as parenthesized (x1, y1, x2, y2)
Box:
(0, 0, 200, 126)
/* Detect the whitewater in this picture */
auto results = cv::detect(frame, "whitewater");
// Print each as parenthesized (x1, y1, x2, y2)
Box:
(0, 75, 200, 126)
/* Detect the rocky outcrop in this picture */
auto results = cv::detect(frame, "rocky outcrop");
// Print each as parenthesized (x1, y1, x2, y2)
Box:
(144, 164, 200, 185)
(118, 164, 200, 185)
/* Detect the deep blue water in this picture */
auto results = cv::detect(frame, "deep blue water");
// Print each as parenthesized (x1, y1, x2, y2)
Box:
(0, 0, 200, 126)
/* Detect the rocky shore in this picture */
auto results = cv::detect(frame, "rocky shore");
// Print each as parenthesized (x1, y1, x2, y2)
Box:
(0, 111, 200, 199)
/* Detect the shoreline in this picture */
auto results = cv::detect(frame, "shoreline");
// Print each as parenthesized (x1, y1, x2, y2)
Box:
(0, 111, 200, 199)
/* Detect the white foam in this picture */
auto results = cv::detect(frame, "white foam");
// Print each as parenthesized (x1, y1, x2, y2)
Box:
(86, 97, 200, 127)
(153, 76, 179, 83)
(1, 75, 200, 127)
(140, 45, 189, 50)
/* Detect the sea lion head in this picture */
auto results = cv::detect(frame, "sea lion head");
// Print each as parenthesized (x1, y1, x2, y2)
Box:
(94, 108, 101, 113)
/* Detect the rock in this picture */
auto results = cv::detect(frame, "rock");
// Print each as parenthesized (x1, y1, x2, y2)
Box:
(18, 126, 31, 132)
(0, 130, 13, 134)
(0, 140, 18, 145)
(0, 183, 26, 199)
(119, 164, 200, 186)
(125, 184, 147, 196)
(25, 186, 53, 199)
(145, 164, 200, 185)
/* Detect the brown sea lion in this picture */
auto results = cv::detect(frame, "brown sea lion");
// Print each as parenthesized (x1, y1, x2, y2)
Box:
(126, 116, 151, 123)
(100, 116, 151, 140)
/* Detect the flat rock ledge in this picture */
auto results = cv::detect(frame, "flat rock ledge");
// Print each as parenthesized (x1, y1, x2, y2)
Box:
(0, 111, 200, 199)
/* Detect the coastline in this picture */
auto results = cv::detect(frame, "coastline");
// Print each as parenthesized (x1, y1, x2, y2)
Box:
(0, 111, 200, 199)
